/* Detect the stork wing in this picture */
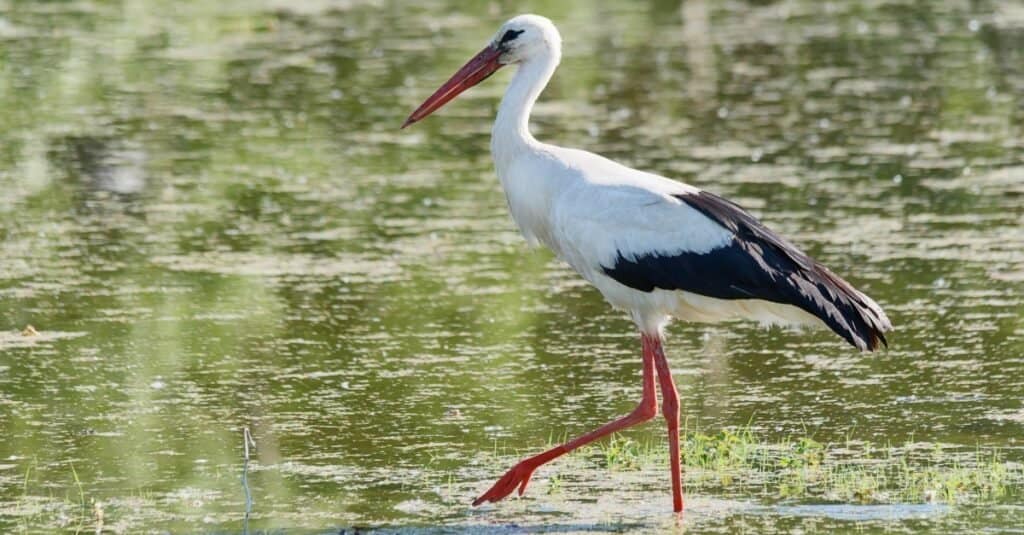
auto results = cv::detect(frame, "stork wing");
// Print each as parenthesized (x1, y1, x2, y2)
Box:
(553, 183, 734, 269)
(555, 185, 890, 351)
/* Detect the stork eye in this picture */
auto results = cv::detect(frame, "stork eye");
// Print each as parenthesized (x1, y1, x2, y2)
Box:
(500, 29, 524, 44)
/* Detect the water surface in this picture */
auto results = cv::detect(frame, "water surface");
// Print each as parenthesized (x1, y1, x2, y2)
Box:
(0, 0, 1022, 532)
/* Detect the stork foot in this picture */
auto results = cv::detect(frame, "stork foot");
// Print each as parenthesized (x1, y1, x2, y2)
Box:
(472, 458, 541, 505)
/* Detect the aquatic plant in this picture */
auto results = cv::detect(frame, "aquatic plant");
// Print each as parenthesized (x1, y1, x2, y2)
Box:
(549, 426, 1024, 505)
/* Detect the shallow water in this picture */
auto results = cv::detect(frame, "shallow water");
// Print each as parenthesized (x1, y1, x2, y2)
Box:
(0, 0, 1022, 532)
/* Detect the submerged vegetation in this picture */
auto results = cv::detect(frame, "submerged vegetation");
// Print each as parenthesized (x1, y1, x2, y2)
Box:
(558, 426, 1023, 506)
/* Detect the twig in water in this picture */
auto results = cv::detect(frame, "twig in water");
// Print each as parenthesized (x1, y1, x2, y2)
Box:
(242, 427, 256, 534)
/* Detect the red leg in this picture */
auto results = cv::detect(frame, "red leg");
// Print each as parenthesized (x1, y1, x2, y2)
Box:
(472, 336, 658, 506)
(648, 333, 684, 513)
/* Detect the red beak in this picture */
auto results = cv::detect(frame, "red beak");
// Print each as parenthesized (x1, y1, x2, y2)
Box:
(402, 44, 504, 128)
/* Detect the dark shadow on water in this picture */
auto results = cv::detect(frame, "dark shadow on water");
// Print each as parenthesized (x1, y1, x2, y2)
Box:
(47, 134, 148, 196)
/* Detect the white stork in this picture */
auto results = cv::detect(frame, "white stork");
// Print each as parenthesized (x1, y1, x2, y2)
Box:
(402, 14, 891, 513)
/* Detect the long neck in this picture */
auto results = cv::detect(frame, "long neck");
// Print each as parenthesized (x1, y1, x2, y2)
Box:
(491, 50, 560, 168)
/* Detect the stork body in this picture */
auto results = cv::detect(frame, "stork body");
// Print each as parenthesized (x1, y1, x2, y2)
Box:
(404, 14, 891, 513)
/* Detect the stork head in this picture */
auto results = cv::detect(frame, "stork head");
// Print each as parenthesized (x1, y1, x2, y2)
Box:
(401, 14, 561, 128)
(492, 14, 561, 65)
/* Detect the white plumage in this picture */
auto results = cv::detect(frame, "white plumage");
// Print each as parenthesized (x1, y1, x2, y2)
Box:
(481, 15, 888, 337)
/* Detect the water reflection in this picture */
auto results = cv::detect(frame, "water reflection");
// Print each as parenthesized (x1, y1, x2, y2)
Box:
(48, 136, 148, 196)
(0, 0, 1021, 532)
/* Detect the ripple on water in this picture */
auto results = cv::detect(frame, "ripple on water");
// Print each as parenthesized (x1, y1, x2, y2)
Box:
(772, 503, 950, 521)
